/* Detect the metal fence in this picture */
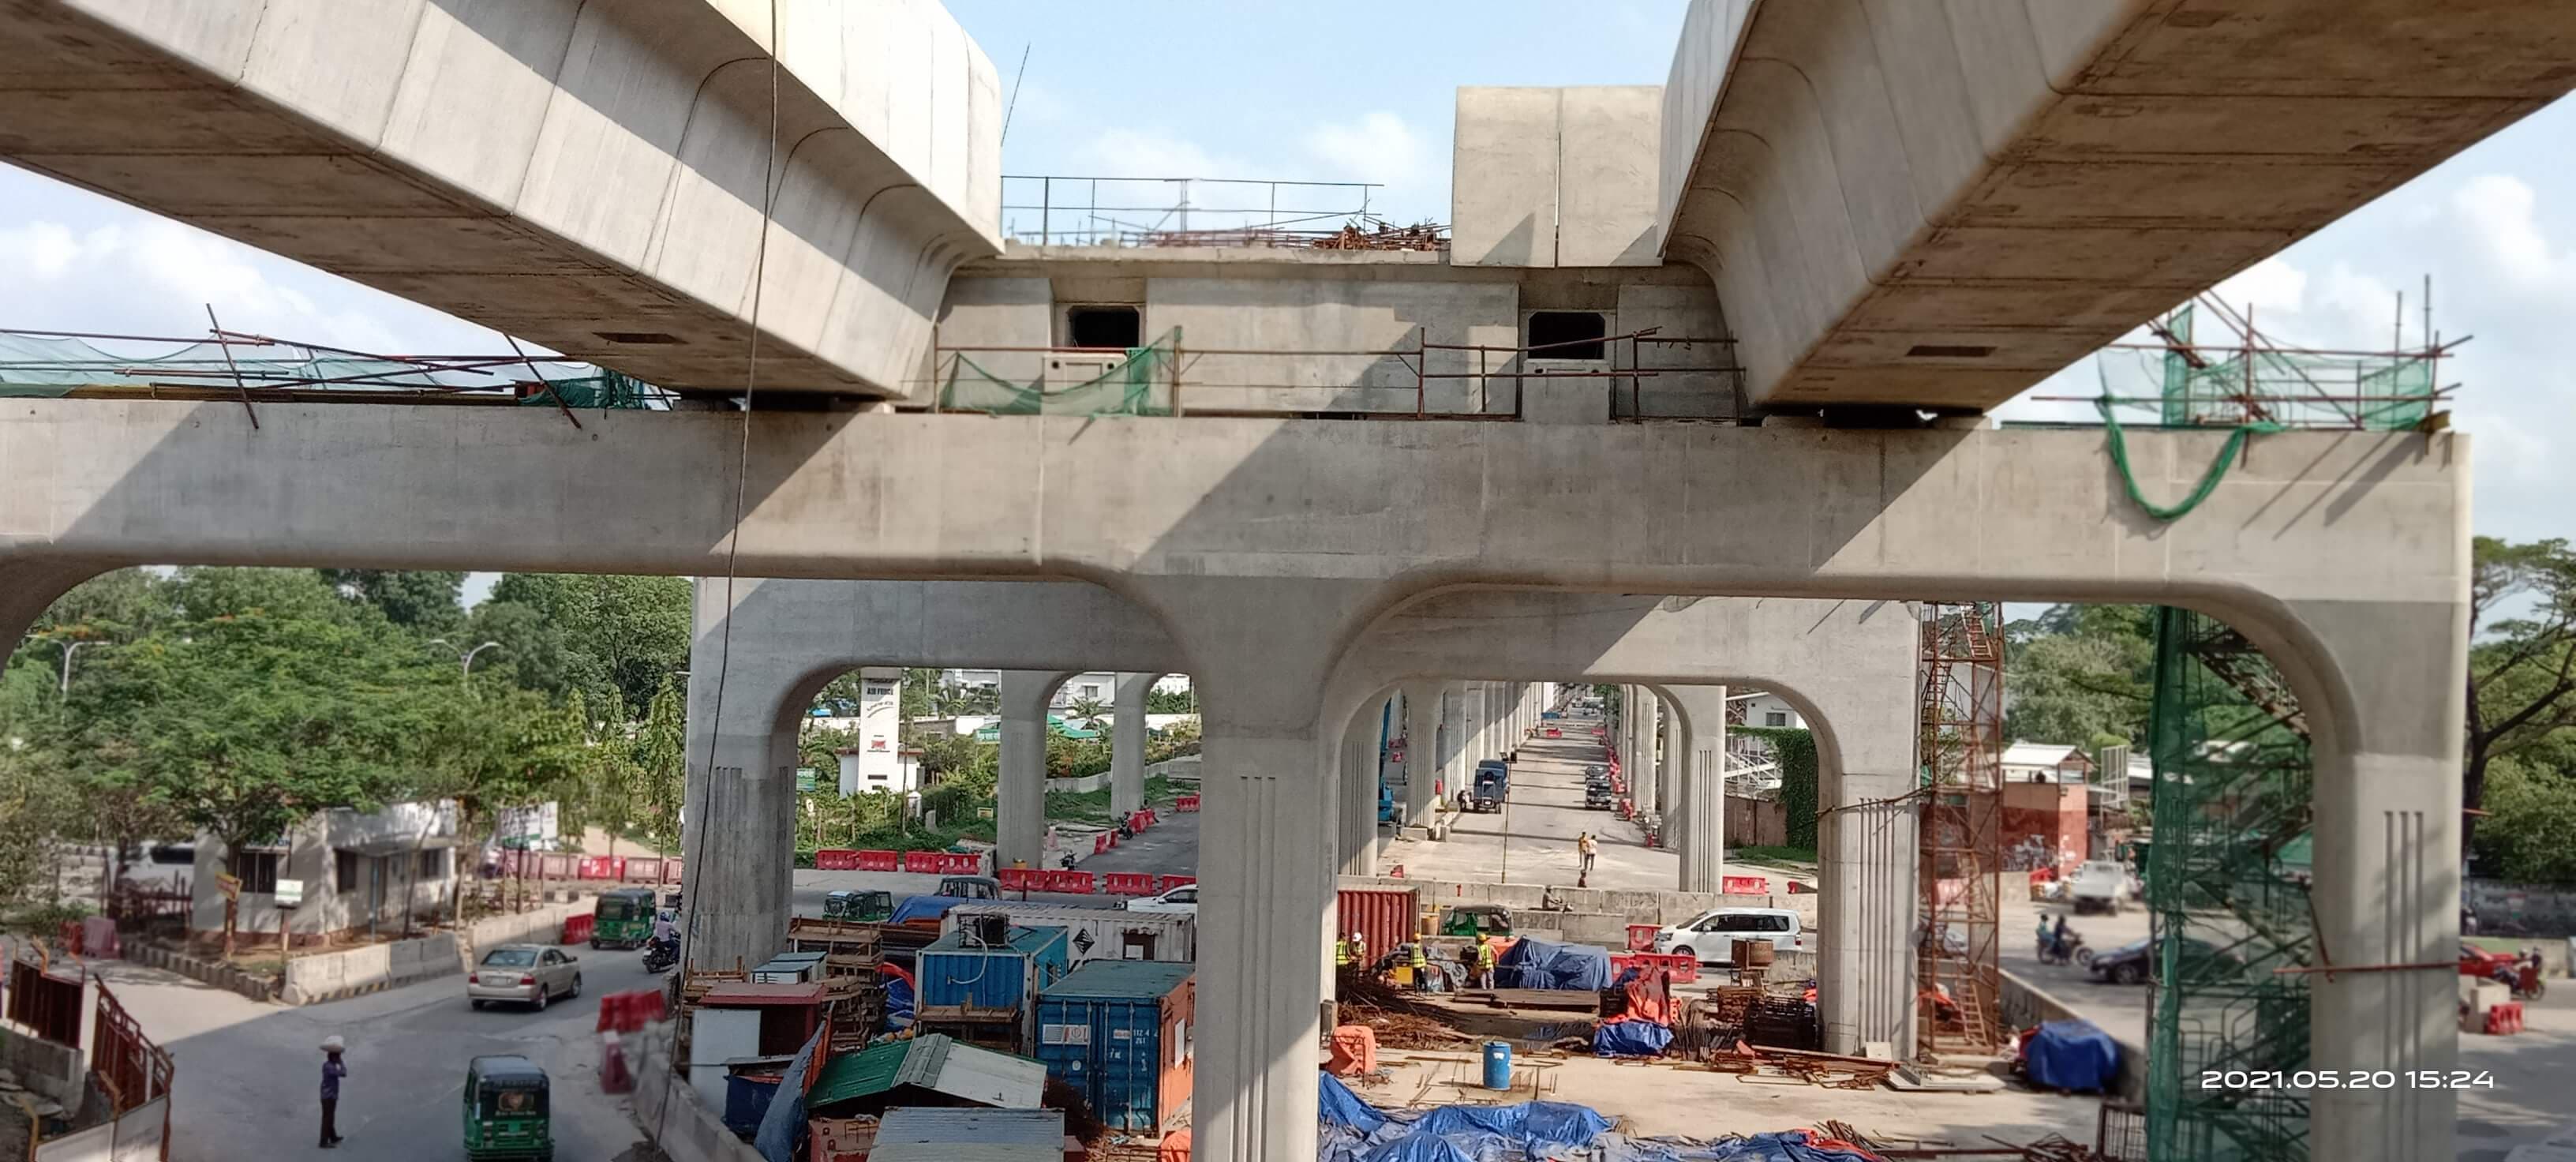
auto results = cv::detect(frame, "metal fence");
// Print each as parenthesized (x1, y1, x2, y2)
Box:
(1000, 175, 1434, 249)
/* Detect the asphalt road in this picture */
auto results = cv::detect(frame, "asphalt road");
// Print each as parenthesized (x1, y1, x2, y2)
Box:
(94, 934, 663, 1161)
(1383, 714, 1681, 889)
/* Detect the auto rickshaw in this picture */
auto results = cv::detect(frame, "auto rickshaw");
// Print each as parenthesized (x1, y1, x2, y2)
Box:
(590, 887, 658, 949)
(1440, 904, 1515, 938)
(463, 1055, 552, 1160)
(824, 889, 894, 922)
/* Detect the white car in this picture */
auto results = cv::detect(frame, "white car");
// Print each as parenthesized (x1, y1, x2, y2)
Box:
(1651, 907, 1811, 965)
(1123, 883, 1197, 916)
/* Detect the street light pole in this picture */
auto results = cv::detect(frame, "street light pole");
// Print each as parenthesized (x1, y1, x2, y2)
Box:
(460, 641, 501, 680)
(58, 640, 85, 701)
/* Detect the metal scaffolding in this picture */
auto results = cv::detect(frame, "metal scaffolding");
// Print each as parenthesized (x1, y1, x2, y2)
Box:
(1916, 602, 2005, 1058)
(2144, 608, 2316, 1162)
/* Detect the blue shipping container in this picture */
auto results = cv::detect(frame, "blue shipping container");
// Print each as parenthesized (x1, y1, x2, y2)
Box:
(1034, 959, 1195, 1133)
(916, 925, 1072, 1047)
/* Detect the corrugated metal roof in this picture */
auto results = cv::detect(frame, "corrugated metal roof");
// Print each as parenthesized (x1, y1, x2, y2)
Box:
(803, 1033, 1050, 1113)
(871, 1108, 1065, 1162)
(1042, 958, 1193, 1000)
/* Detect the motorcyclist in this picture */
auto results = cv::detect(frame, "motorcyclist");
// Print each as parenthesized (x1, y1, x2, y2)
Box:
(2050, 915, 2072, 963)
(2035, 916, 2054, 961)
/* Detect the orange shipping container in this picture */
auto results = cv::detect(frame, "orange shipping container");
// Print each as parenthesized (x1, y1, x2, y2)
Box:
(1337, 888, 1419, 965)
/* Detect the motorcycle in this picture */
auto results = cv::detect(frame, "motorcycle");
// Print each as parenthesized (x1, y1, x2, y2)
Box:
(2037, 931, 2087, 967)
(642, 934, 680, 974)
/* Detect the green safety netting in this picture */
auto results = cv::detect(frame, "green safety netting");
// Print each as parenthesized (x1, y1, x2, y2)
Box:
(2094, 305, 2438, 431)
(939, 328, 1178, 416)
(0, 332, 658, 407)
(2145, 606, 2315, 1162)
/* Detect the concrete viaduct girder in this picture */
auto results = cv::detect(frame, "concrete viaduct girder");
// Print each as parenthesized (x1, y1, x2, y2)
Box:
(1659, 0, 2576, 411)
(0, 0, 1002, 396)
(0, 401, 2469, 1162)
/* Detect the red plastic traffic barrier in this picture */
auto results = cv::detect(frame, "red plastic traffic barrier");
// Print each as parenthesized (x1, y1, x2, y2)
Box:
(814, 849, 860, 871)
(1626, 924, 1660, 952)
(1053, 872, 1099, 894)
(1104, 873, 1156, 895)
(1174, 796, 1201, 812)
(997, 868, 1041, 892)
(1156, 875, 1196, 892)
(562, 914, 596, 945)
(903, 851, 941, 873)
(856, 850, 900, 872)
(596, 988, 667, 1034)
(1720, 875, 1770, 895)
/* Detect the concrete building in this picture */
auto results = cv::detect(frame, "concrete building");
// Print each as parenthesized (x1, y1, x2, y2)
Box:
(6, 2, 2567, 1158)
(189, 800, 460, 946)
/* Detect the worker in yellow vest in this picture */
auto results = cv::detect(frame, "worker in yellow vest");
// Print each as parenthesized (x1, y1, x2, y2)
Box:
(1334, 936, 1351, 968)
(1409, 942, 1429, 991)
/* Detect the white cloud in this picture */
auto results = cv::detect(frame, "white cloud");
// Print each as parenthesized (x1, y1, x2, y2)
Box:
(2210, 257, 2307, 317)
(1303, 111, 1428, 189)
(1085, 129, 1237, 182)
(2453, 174, 2557, 287)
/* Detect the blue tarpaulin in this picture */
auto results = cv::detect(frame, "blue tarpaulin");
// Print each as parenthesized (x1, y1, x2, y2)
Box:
(1494, 937, 1613, 991)
(882, 975, 915, 1029)
(1593, 1018, 1674, 1058)
(751, 1026, 825, 1162)
(2024, 1018, 2121, 1093)
(1317, 1073, 1885, 1162)
(1600, 1130, 1888, 1161)
(1320, 1070, 1388, 1134)
(888, 895, 970, 925)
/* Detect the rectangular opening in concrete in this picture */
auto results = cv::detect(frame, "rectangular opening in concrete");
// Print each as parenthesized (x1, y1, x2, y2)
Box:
(1527, 311, 1607, 361)
(1905, 344, 1994, 358)
(1067, 305, 1142, 350)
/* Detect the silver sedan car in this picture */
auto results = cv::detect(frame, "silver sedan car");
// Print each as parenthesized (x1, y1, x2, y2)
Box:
(466, 944, 582, 1010)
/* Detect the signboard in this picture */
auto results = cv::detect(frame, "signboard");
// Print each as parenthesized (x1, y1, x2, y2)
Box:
(796, 768, 818, 793)
(216, 873, 242, 902)
(495, 802, 560, 845)
(273, 878, 305, 908)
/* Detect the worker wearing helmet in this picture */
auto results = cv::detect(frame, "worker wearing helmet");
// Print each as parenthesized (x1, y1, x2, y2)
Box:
(1349, 931, 1368, 970)
(1473, 931, 1498, 989)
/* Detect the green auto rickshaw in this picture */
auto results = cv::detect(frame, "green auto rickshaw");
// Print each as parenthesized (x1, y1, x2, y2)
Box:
(824, 889, 894, 922)
(463, 1055, 551, 1161)
(591, 886, 657, 950)
(1440, 904, 1515, 938)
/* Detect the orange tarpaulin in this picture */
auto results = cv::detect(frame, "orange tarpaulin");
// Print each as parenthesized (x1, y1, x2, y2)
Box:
(1158, 1127, 1193, 1161)
(1327, 1025, 1379, 1077)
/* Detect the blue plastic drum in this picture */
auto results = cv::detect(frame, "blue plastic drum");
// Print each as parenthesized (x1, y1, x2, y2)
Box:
(1481, 1040, 1512, 1090)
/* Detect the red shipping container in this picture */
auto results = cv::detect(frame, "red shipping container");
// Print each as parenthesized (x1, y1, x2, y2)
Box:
(1337, 887, 1418, 965)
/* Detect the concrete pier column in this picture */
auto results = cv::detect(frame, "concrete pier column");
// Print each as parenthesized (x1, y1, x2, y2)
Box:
(1336, 699, 1383, 875)
(1401, 681, 1444, 823)
(2286, 599, 2466, 1161)
(1463, 684, 1491, 765)
(679, 579, 802, 973)
(1818, 773, 1915, 1055)
(1109, 672, 1158, 823)
(1662, 686, 1728, 893)
(1439, 684, 1468, 808)
(995, 670, 1060, 871)
(1636, 692, 1661, 819)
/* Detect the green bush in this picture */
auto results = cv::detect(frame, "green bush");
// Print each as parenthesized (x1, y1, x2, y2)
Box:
(1732, 725, 1818, 849)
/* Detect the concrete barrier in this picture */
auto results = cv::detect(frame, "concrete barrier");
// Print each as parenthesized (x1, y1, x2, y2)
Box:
(1998, 968, 2147, 1100)
(282, 931, 462, 1005)
(1342, 874, 1818, 929)
(631, 1026, 766, 1162)
(119, 940, 279, 1003)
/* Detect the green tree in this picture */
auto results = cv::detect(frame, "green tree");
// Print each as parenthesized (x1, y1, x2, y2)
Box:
(54, 569, 434, 941)
(1145, 686, 1196, 714)
(413, 681, 586, 917)
(477, 574, 690, 717)
(2001, 605, 2155, 747)
(318, 569, 466, 635)
(1065, 695, 1110, 727)
(2465, 537, 2576, 847)
(635, 674, 688, 845)
(2474, 756, 2576, 883)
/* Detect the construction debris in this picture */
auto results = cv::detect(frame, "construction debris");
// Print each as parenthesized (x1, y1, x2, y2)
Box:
(1308, 220, 1446, 251)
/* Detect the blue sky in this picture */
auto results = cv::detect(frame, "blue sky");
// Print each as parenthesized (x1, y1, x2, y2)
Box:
(3, 0, 2570, 609)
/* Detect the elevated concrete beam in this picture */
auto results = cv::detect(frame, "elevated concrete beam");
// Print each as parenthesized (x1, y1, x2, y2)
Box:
(0, 0, 1004, 396)
(1659, 0, 2576, 410)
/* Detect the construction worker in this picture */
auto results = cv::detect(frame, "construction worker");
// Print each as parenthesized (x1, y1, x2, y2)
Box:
(1409, 941, 1429, 991)
(1473, 932, 1498, 989)
(1334, 935, 1351, 968)
(1576, 831, 1598, 884)
(1349, 931, 1368, 971)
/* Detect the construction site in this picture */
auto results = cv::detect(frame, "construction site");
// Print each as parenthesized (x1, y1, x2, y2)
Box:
(3, 1, 2570, 1160)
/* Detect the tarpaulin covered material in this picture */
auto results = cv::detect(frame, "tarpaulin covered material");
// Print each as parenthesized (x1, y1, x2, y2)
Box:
(882, 975, 915, 1029)
(1409, 1102, 1611, 1148)
(1597, 1130, 1885, 1161)
(889, 895, 972, 925)
(2024, 1019, 2120, 1093)
(1157, 1126, 1192, 1161)
(1593, 1018, 1673, 1058)
(1495, 937, 1613, 991)
(1319, 1070, 1388, 1134)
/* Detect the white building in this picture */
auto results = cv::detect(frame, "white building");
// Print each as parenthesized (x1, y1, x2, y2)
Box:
(2001, 742, 2095, 785)
(837, 745, 925, 797)
(1739, 691, 1806, 729)
(939, 670, 1190, 710)
(190, 799, 461, 944)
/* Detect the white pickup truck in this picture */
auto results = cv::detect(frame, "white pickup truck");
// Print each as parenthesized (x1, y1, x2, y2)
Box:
(2068, 860, 2132, 915)
(1651, 907, 1811, 965)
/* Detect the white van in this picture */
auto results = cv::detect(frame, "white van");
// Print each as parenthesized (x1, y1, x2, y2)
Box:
(2069, 860, 2129, 915)
(1651, 907, 1810, 965)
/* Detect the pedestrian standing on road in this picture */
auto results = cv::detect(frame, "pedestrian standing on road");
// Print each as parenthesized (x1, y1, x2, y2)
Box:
(317, 1035, 347, 1149)
(1576, 832, 1598, 885)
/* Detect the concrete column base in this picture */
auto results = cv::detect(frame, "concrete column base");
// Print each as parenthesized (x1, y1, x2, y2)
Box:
(1110, 672, 1158, 822)
(997, 671, 1061, 871)
(1193, 732, 1332, 1162)
(1817, 781, 1916, 1055)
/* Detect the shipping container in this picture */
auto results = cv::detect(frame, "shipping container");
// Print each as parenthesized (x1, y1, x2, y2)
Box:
(1033, 960, 1195, 1133)
(916, 924, 1073, 1051)
(942, 903, 1195, 966)
(1337, 887, 1421, 966)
